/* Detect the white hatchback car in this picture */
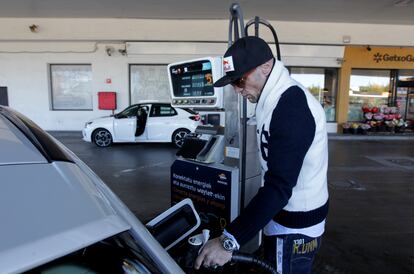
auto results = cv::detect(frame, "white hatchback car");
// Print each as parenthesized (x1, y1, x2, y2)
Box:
(82, 102, 201, 148)
(0, 106, 200, 274)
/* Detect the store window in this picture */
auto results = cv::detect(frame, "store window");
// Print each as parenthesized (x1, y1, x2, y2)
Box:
(50, 64, 93, 110)
(290, 67, 338, 122)
(130, 65, 171, 104)
(348, 69, 391, 121)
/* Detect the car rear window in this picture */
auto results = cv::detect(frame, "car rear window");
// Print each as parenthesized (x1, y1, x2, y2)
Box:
(150, 105, 177, 117)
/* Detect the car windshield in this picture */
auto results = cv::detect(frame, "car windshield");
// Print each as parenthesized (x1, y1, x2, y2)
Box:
(24, 231, 162, 274)
(116, 105, 140, 118)
(181, 108, 197, 115)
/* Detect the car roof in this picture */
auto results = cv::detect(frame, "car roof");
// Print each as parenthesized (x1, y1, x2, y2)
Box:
(135, 102, 171, 106)
(135, 100, 170, 104)
(0, 114, 47, 165)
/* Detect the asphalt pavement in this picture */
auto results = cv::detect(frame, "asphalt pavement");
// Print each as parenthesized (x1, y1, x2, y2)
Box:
(52, 132, 414, 274)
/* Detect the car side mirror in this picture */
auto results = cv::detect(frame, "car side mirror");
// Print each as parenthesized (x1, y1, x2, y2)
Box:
(146, 198, 200, 250)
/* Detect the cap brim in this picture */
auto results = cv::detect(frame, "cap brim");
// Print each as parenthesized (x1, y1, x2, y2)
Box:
(213, 75, 239, 88)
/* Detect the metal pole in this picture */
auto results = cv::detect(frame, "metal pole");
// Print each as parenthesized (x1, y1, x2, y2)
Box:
(228, 2, 247, 211)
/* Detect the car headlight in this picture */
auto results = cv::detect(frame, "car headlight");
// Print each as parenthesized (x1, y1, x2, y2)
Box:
(85, 121, 93, 128)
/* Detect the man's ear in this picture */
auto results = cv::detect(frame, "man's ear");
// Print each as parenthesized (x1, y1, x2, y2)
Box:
(259, 58, 274, 77)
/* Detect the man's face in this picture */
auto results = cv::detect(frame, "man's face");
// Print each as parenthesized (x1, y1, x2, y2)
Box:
(231, 68, 264, 103)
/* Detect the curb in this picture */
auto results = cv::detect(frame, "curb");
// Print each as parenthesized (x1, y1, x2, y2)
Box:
(328, 133, 414, 141)
(47, 131, 82, 138)
(46, 131, 414, 141)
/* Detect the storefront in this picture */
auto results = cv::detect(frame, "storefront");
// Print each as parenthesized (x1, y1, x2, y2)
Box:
(337, 46, 414, 133)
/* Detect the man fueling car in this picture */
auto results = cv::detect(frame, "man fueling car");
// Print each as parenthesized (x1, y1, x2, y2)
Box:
(194, 35, 329, 274)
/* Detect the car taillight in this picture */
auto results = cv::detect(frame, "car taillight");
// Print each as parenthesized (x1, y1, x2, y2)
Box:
(189, 114, 201, 121)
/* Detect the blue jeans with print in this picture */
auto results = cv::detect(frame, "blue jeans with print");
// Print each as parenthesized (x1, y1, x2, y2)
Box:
(263, 234, 321, 274)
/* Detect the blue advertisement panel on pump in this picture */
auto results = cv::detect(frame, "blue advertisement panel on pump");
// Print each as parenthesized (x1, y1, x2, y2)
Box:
(171, 159, 239, 235)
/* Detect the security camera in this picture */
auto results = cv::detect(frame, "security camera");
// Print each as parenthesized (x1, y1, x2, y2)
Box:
(29, 24, 39, 33)
(366, 45, 372, 51)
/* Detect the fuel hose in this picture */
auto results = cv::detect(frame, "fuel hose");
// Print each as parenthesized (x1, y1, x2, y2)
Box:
(231, 252, 277, 274)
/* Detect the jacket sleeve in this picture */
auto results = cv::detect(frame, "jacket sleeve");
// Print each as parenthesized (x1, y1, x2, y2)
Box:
(225, 86, 316, 245)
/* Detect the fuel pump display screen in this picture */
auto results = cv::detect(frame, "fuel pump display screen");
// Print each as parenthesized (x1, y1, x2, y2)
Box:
(169, 60, 214, 97)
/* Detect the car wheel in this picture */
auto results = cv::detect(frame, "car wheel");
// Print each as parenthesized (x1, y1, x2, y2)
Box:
(172, 128, 190, 148)
(92, 128, 113, 147)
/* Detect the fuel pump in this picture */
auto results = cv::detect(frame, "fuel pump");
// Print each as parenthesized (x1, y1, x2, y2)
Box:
(168, 1, 283, 268)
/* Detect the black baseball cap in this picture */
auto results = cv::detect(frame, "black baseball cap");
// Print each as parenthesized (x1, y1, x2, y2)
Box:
(213, 36, 274, 87)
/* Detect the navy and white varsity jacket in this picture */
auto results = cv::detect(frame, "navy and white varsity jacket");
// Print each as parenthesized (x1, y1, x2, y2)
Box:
(226, 60, 329, 245)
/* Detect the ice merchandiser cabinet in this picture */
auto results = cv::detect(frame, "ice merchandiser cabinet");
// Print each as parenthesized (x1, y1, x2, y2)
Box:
(168, 57, 224, 109)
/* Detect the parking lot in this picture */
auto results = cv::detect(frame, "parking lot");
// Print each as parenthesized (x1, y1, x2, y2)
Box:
(53, 132, 414, 274)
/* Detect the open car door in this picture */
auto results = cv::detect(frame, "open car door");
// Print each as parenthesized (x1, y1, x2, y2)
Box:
(113, 117, 136, 142)
(113, 105, 139, 142)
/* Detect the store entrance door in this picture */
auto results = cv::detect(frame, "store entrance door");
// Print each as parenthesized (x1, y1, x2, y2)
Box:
(396, 79, 414, 123)
(406, 88, 414, 122)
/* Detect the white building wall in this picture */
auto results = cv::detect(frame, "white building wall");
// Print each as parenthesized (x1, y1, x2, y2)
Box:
(1, 18, 414, 130)
(0, 43, 129, 130)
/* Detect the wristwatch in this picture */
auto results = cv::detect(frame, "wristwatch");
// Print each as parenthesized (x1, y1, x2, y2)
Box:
(220, 236, 238, 252)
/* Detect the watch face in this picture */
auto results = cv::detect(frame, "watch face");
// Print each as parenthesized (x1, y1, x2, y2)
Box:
(222, 237, 236, 251)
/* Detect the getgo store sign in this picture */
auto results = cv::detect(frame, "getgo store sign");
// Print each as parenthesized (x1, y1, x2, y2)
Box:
(373, 52, 414, 63)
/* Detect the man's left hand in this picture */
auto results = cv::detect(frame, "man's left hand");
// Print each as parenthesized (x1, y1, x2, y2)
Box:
(194, 237, 232, 270)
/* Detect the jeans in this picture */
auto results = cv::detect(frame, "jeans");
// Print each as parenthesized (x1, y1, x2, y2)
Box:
(263, 234, 322, 274)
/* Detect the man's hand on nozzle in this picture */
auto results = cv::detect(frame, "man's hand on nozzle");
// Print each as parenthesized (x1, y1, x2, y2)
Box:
(194, 237, 232, 270)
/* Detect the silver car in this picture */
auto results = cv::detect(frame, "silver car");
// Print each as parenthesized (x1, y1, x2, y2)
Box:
(0, 106, 196, 274)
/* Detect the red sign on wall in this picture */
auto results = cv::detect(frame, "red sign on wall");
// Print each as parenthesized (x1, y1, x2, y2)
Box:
(98, 92, 116, 110)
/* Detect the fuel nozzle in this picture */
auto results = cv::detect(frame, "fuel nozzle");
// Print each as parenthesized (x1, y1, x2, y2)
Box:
(181, 229, 211, 271)
(182, 232, 204, 270)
